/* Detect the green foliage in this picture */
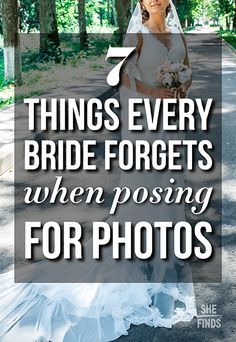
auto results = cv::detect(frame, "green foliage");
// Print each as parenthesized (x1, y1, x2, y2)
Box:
(17, 0, 236, 33)
(1, 0, 236, 111)
(87, 35, 114, 55)
(218, 29, 236, 48)
(218, 0, 235, 29)
(0, 32, 119, 109)
(0, 96, 14, 109)
(0, 48, 14, 109)
(174, 0, 234, 27)
(0, 48, 15, 90)
(174, 0, 199, 25)
(21, 47, 63, 73)
(56, 0, 114, 31)
(20, 34, 116, 73)
(86, 0, 110, 27)
(56, 0, 78, 32)
(19, 0, 39, 32)
(192, 0, 220, 21)
(219, 0, 234, 16)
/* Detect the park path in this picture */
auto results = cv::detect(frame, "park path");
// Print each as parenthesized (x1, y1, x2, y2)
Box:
(0, 31, 236, 341)
(115, 31, 236, 342)
(0, 67, 114, 271)
(0, 68, 113, 175)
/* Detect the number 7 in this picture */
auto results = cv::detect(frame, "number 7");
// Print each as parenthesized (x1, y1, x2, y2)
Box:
(105, 47, 136, 87)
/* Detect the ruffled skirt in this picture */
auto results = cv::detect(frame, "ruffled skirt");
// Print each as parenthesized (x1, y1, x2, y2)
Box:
(0, 267, 196, 342)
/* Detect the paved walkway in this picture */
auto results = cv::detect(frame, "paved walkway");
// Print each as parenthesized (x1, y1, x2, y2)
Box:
(0, 31, 236, 341)
(0, 68, 115, 271)
(0, 69, 115, 175)
(116, 33, 236, 342)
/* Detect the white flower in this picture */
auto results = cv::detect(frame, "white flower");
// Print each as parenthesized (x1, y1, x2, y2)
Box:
(171, 63, 181, 72)
(157, 61, 192, 88)
(162, 61, 172, 72)
(163, 73, 173, 86)
(178, 69, 192, 84)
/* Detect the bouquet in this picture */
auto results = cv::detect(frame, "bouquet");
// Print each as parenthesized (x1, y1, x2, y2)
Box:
(156, 61, 192, 89)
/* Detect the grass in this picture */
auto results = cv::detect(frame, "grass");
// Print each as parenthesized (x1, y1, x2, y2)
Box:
(217, 30, 236, 50)
(0, 34, 118, 110)
(3, 28, 235, 110)
(0, 49, 15, 109)
(87, 25, 116, 34)
(183, 26, 196, 33)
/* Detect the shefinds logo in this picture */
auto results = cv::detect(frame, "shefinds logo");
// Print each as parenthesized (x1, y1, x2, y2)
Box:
(197, 304, 222, 328)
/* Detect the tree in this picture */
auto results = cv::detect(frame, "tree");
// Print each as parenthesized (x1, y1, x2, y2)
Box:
(115, 0, 131, 33)
(112, 0, 118, 27)
(233, 0, 236, 30)
(0, 2, 2, 35)
(174, 0, 199, 27)
(1, 0, 22, 84)
(19, 0, 39, 33)
(56, 0, 77, 32)
(219, 0, 234, 29)
(39, 0, 60, 53)
(78, 0, 88, 49)
(107, 0, 111, 25)
(86, 0, 114, 27)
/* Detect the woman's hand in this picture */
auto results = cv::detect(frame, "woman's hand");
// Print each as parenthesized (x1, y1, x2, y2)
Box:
(178, 79, 192, 98)
(150, 87, 175, 99)
(172, 79, 192, 99)
(174, 87, 187, 99)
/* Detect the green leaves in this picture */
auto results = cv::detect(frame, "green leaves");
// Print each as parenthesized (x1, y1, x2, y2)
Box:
(56, 0, 78, 32)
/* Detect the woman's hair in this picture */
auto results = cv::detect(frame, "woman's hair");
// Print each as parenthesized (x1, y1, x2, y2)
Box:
(139, 1, 171, 23)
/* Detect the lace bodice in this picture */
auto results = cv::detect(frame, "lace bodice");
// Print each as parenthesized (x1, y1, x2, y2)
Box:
(124, 25, 186, 87)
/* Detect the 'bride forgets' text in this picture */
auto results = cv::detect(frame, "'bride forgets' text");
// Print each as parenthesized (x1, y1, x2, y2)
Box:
(22, 96, 215, 262)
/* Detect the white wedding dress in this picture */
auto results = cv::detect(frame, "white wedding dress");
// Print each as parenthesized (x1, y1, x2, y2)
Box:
(0, 26, 197, 342)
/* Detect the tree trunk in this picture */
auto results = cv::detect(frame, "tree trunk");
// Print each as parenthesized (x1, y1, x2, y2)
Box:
(99, 8, 103, 26)
(107, 0, 110, 25)
(112, 0, 118, 27)
(226, 15, 230, 30)
(78, 0, 88, 49)
(1, 0, 22, 85)
(39, 0, 60, 53)
(185, 17, 188, 28)
(115, 0, 131, 33)
(233, 0, 236, 31)
(0, 0, 2, 35)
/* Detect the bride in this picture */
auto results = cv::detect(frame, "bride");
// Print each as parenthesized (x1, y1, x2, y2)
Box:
(0, 1, 197, 341)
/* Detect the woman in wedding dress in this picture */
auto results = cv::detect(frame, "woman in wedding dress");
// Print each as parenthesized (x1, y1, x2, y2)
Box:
(0, 1, 197, 341)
